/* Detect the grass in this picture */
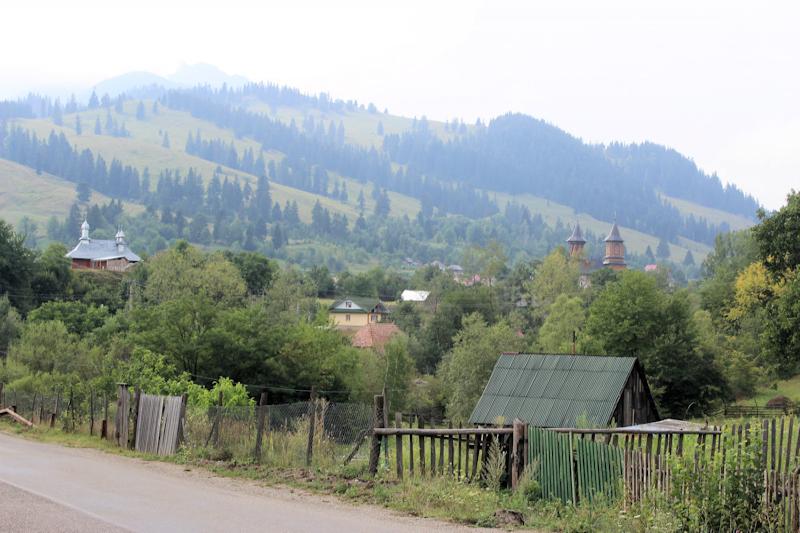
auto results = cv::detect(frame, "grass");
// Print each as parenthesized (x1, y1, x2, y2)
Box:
(738, 374, 800, 406)
(11, 101, 423, 224)
(0, 158, 144, 229)
(242, 99, 467, 150)
(661, 193, 755, 231)
(490, 190, 712, 260)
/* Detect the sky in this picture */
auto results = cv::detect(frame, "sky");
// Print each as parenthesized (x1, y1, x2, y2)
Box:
(2, 0, 797, 209)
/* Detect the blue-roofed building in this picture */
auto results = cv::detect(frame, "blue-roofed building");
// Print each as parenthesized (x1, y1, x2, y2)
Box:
(66, 220, 141, 271)
(469, 353, 659, 428)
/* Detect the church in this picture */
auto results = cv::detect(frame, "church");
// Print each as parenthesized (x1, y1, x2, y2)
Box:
(566, 220, 626, 271)
(65, 220, 141, 271)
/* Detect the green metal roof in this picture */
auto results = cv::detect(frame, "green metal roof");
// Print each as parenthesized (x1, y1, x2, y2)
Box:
(469, 353, 639, 427)
(329, 297, 389, 314)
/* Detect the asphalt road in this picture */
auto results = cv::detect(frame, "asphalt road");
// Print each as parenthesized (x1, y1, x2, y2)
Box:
(0, 432, 482, 532)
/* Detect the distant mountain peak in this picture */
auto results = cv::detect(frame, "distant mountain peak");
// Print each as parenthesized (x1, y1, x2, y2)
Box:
(92, 63, 249, 98)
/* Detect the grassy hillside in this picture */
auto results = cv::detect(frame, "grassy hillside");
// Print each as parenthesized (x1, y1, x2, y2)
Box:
(662, 193, 755, 232)
(242, 99, 465, 149)
(0, 158, 143, 228)
(491, 190, 711, 260)
(13, 103, 422, 224)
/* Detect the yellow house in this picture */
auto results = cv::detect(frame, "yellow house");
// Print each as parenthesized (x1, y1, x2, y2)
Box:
(329, 297, 390, 327)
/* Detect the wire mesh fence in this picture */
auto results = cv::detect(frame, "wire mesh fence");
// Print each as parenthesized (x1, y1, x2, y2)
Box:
(183, 400, 374, 467)
(1, 387, 374, 468)
(0, 388, 117, 435)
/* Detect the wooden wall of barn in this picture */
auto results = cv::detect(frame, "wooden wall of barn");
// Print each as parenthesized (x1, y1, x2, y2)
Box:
(611, 366, 659, 426)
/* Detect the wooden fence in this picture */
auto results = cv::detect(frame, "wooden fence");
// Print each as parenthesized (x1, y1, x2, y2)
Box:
(367, 395, 527, 487)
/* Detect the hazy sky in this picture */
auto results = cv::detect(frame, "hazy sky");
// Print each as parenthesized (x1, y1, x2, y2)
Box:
(2, 0, 798, 209)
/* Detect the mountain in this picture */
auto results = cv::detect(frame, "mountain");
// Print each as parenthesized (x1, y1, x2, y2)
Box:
(0, 78, 758, 271)
(92, 64, 248, 98)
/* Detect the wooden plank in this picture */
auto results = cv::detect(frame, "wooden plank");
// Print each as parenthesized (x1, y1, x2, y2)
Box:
(786, 417, 795, 476)
(409, 418, 415, 477)
(0, 408, 34, 427)
(373, 427, 515, 436)
(306, 388, 317, 467)
(367, 394, 384, 476)
(778, 417, 786, 475)
(447, 421, 454, 477)
(395, 412, 403, 480)
(253, 391, 268, 461)
(457, 425, 462, 480)
(418, 418, 425, 476)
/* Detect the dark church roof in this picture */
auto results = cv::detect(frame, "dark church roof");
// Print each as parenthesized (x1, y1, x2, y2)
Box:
(469, 353, 658, 427)
(604, 221, 624, 243)
(566, 222, 586, 244)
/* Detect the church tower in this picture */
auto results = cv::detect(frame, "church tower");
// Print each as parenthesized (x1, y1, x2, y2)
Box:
(603, 220, 627, 270)
(566, 221, 586, 257)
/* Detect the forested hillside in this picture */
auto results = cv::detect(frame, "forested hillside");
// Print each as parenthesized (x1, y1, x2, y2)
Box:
(0, 80, 758, 273)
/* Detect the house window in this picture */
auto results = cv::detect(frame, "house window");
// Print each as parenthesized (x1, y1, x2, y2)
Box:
(346, 314, 350, 322)
(346, 301, 352, 308)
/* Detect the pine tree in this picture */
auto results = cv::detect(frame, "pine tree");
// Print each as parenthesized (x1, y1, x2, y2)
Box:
(151, 101, 159, 115)
(75, 115, 82, 135)
(105, 110, 114, 133)
(76, 182, 90, 202)
(136, 101, 145, 120)
(656, 238, 671, 259)
(94, 116, 102, 135)
(644, 245, 655, 263)
(52, 101, 63, 126)
(114, 96, 123, 113)
(376, 121, 384, 136)
(88, 90, 99, 109)
(162, 132, 170, 149)
(357, 190, 366, 213)
(683, 249, 695, 266)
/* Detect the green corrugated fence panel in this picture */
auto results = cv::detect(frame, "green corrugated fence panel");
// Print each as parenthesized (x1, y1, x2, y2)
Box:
(530, 427, 624, 504)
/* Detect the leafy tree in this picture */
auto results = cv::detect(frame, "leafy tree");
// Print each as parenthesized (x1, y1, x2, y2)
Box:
(378, 335, 414, 410)
(30, 243, 72, 304)
(0, 220, 35, 311)
(28, 301, 110, 336)
(585, 271, 724, 415)
(0, 295, 20, 356)
(10, 320, 89, 376)
(223, 250, 276, 296)
(537, 294, 585, 353)
(438, 313, 527, 422)
(526, 247, 579, 320)
(753, 191, 800, 277)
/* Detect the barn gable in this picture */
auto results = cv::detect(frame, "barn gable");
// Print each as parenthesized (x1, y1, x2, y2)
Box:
(469, 353, 659, 427)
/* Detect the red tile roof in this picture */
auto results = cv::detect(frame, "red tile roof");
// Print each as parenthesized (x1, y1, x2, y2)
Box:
(351, 323, 401, 350)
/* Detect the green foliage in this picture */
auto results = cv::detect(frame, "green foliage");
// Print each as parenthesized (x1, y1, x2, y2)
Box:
(537, 294, 585, 353)
(10, 320, 89, 376)
(0, 295, 21, 352)
(0, 219, 36, 311)
(28, 301, 110, 336)
(438, 313, 528, 422)
(754, 190, 800, 277)
(585, 271, 725, 416)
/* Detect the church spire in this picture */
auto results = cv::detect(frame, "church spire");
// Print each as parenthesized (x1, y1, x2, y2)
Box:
(602, 219, 626, 270)
(566, 221, 586, 257)
(80, 219, 90, 241)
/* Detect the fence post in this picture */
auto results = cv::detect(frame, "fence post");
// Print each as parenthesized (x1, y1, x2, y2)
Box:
(101, 392, 108, 439)
(368, 394, 385, 476)
(177, 393, 188, 446)
(68, 388, 75, 432)
(306, 387, 317, 467)
(512, 419, 524, 490)
(254, 390, 268, 462)
(131, 388, 141, 449)
(115, 383, 130, 448)
(0, 382, 3, 408)
(89, 389, 95, 437)
(395, 412, 403, 480)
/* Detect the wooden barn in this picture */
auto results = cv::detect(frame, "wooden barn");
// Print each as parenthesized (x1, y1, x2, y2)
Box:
(469, 353, 659, 428)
